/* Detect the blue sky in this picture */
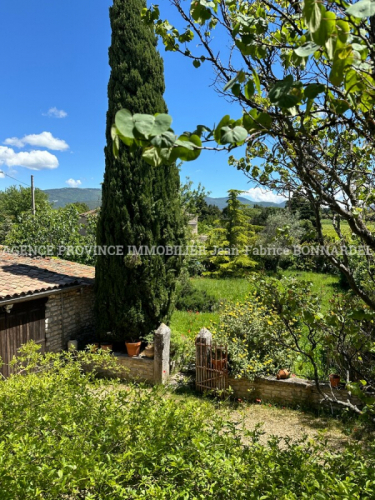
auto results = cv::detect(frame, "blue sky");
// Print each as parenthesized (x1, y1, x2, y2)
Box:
(0, 0, 284, 202)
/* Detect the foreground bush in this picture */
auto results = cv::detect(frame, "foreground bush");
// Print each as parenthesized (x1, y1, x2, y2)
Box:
(0, 343, 375, 499)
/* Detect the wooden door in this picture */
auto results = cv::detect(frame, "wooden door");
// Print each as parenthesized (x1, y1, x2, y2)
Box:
(0, 298, 47, 377)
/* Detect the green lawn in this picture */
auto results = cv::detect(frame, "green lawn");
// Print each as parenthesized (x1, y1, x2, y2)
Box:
(321, 219, 375, 239)
(282, 270, 341, 311)
(170, 272, 342, 343)
(191, 277, 251, 303)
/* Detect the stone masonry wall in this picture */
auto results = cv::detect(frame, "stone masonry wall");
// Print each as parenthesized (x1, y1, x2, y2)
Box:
(228, 375, 362, 410)
(45, 286, 95, 352)
(196, 328, 362, 411)
(92, 324, 171, 385)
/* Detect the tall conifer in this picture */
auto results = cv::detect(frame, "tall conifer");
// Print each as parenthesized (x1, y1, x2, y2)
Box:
(95, 0, 184, 340)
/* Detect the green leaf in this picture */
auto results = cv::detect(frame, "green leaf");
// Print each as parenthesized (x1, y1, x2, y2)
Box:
(332, 99, 350, 115)
(294, 42, 320, 57)
(244, 81, 255, 99)
(150, 131, 176, 148)
(193, 124, 211, 137)
(253, 70, 261, 94)
(150, 114, 172, 136)
(172, 134, 202, 162)
(312, 10, 336, 46)
(276, 95, 299, 108)
(346, 0, 375, 19)
(115, 109, 135, 139)
(191, 3, 212, 24)
(193, 59, 201, 68)
(214, 115, 231, 142)
(303, 0, 323, 33)
(243, 110, 272, 132)
(223, 74, 239, 92)
(111, 126, 120, 158)
(304, 83, 325, 99)
(220, 126, 247, 145)
(133, 114, 155, 139)
(336, 20, 350, 44)
(269, 75, 294, 103)
(329, 59, 346, 86)
(142, 147, 163, 167)
(232, 83, 241, 97)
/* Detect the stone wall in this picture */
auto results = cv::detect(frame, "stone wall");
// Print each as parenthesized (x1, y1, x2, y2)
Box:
(228, 375, 361, 409)
(196, 328, 362, 411)
(96, 324, 171, 385)
(45, 286, 95, 352)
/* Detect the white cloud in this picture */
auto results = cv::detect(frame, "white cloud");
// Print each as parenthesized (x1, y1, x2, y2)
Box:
(243, 187, 287, 204)
(0, 146, 58, 170)
(65, 178, 82, 188)
(0, 171, 5, 178)
(4, 132, 69, 151)
(44, 107, 68, 119)
(3, 137, 24, 148)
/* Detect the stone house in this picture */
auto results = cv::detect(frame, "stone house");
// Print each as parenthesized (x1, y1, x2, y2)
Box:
(0, 253, 94, 377)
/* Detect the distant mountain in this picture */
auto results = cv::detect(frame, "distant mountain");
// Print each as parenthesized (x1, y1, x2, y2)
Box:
(205, 196, 286, 210)
(43, 188, 102, 210)
(42, 188, 285, 211)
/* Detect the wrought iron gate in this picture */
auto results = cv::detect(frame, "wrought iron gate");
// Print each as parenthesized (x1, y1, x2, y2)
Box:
(195, 339, 228, 393)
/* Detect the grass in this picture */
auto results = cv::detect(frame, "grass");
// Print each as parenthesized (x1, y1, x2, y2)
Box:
(282, 270, 341, 311)
(170, 271, 344, 374)
(321, 218, 375, 239)
(170, 278, 252, 341)
(170, 311, 218, 341)
(191, 277, 251, 303)
(171, 272, 341, 340)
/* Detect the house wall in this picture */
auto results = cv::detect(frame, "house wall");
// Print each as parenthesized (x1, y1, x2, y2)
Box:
(45, 286, 95, 352)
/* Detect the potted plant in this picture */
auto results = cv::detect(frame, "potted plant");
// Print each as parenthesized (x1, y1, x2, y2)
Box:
(141, 332, 154, 358)
(276, 369, 290, 380)
(211, 346, 227, 371)
(125, 338, 142, 357)
(100, 343, 113, 351)
(67, 339, 78, 350)
(329, 373, 341, 388)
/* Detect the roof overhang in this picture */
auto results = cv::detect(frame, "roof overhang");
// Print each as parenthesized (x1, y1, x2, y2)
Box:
(0, 283, 93, 307)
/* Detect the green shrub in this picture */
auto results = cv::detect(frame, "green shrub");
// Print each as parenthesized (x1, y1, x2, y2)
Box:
(1, 343, 375, 498)
(175, 273, 218, 312)
(212, 296, 292, 380)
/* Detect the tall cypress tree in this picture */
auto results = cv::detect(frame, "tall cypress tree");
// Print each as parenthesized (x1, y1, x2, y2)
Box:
(95, 0, 185, 341)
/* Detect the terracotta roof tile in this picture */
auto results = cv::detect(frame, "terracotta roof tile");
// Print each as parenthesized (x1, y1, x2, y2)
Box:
(0, 253, 94, 301)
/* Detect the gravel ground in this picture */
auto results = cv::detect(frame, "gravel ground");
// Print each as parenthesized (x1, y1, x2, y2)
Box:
(225, 403, 350, 448)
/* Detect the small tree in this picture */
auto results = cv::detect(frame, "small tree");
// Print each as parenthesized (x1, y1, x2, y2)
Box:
(205, 190, 257, 276)
(256, 210, 305, 271)
(5, 204, 96, 265)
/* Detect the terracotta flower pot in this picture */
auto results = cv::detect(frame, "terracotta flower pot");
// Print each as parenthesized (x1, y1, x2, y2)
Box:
(126, 341, 141, 357)
(100, 343, 113, 351)
(277, 369, 290, 380)
(329, 374, 341, 388)
(212, 358, 227, 371)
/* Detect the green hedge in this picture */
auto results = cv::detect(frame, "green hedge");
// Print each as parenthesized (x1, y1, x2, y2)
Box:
(0, 343, 374, 499)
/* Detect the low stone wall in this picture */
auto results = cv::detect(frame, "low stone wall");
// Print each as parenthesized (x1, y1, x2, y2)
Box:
(195, 328, 362, 410)
(96, 324, 171, 385)
(114, 354, 155, 383)
(228, 375, 361, 409)
(45, 286, 95, 352)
